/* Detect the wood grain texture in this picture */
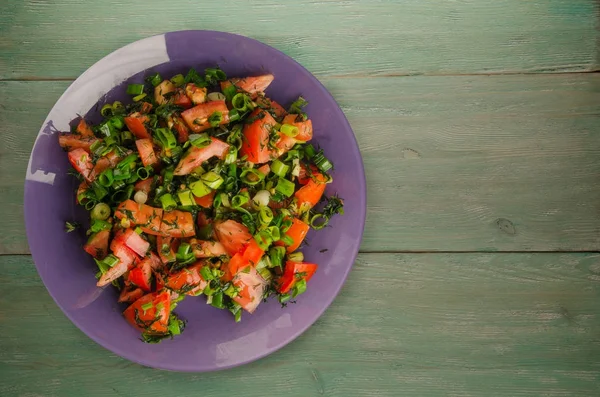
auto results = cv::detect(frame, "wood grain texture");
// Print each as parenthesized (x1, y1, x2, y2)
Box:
(1, 253, 600, 396)
(0, 0, 598, 79)
(3, 74, 600, 253)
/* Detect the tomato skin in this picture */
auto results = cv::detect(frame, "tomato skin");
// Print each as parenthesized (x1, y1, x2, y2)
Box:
(128, 257, 152, 292)
(282, 114, 313, 142)
(180, 101, 230, 133)
(134, 178, 153, 194)
(117, 228, 150, 257)
(277, 218, 309, 253)
(278, 261, 318, 294)
(160, 210, 195, 238)
(76, 119, 95, 137)
(135, 138, 158, 167)
(174, 137, 230, 175)
(83, 229, 110, 259)
(214, 220, 253, 256)
(240, 109, 277, 164)
(123, 291, 171, 334)
(194, 190, 215, 208)
(294, 172, 327, 210)
(114, 200, 163, 235)
(124, 112, 151, 139)
(232, 267, 267, 313)
(164, 262, 208, 295)
(68, 148, 94, 182)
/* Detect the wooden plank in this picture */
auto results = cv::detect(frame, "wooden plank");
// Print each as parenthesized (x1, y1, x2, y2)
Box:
(1, 253, 599, 396)
(3, 74, 600, 253)
(0, 0, 597, 79)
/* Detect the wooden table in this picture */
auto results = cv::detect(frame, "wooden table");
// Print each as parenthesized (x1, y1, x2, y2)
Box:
(2, 1, 600, 395)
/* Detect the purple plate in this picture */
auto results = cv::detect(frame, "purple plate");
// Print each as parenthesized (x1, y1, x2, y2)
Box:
(24, 30, 366, 372)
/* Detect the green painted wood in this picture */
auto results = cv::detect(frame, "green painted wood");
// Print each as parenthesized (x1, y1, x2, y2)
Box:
(3, 74, 600, 253)
(0, 0, 598, 80)
(1, 253, 600, 396)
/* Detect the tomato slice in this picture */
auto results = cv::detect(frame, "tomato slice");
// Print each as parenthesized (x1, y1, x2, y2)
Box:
(110, 238, 137, 268)
(68, 148, 94, 182)
(118, 286, 144, 304)
(134, 178, 153, 194)
(214, 220, 253, 256)
(185, 83, 207, 105)
(194, 190, 215, 208)
(128, 257, 153, 292)
(169, 115, 190, 143)
(75, 119, 95, 137)
(232, 267, 267, 313)
(83, 229, 110, 259)
(294, 172, 328, 210)
(117, 228, 150, 257)
(180, 101, 230, 133)
(255, 96, 286, 118)
(114, 200, 163, 234)
(157, 236, 177, 264)
(173, 89, 192, 109)
(164, 262, 208, 295)
(240, 109, 277, 164)
(160, 210, 195, 238)
(282, 114, 313, 142)
(135, 138, 159, 167)
(278, 261, 318, 294)
(190, 239, 228, 258)
(277, 218, 309, 253)
(123, 291, 171, 334)
(222, 74, 274, 96)
(124, 112, 151, 139)
(174, 137, 230, 175)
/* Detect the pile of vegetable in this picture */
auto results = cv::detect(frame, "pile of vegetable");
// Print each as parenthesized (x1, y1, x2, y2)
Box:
(61, 67, 343, 343)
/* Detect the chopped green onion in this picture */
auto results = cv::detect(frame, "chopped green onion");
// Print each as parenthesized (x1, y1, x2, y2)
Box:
(177, 189, 195, 207)
(288, 96, 308, 120)
(279, 293, 292, 304)
(84, 200, 97, 211)
(223, 283, 238, 298)
(287, 251, 304, 262)
(280, 218, 293, 233)
(117, 153, 138, 169)
(136, 166, 152, 180)
(98, 169, 114, 187)
(201, 171, 224, 189)
(222, 84, 237, 102)
(292, 278, 307, 298)
(162, 168, 174, 185)
(90, 219, 111, 233)
(257, 267, 272, 281)
(111, 101, 124, 115)
(269, 246, 285, 268)
(266, 226, 280, 241)
(280, 124, 299, 137)
(280, 234, 294, 246)
(310, 213, 329, 230)
(189, 133, 212, 148)
(133, 93, 147, 102)
(91, 203, 111, 221)
(91, 181, 108, 200)
(154, 128, 177, 150)
(231, 191, 250, 208)
(232, 93, 251, 111)
(112, 167, 131, 181)
(228, 109, 240, 122)
(200, 266, 213, 281)
(312, 150, 333, 173)
(112, 179, 126, 191)
(304, 144, 317, 159)
(185, 68, 205, 86)
(159, 194, 177, 211)
(126, 84, 145, 96)
(146, 73, 162, 87)
(258, 206, 274, 226)
(254, 230, 273, 250)
(170, 74, 185, 87)
(176, 242, 195, 265)
(103, 254, 120, 268)
(271, 159, 289, 177)
(98, 122, 114, 138)
(224, 146, 238, 164)
(204, 67, 227, 85)
(189, 179, 212, 198)
(240, 168, 265, 186)
(168, 315, 183, 335)
(207, 111, 223, 128)
(100, 104, 113, 117)
(275, 178, 295, 197)
(210, 291, 224, 309)
(141, 302, 153, 312)
(111, 185, 134, 202)
(121, 130, 134, 145)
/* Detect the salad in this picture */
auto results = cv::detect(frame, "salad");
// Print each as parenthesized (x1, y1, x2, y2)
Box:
(60, 67, 344, 343)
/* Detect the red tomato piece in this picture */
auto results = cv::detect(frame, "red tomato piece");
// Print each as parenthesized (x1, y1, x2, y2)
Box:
(160, 210, 195, 238)
(214, 220, 253, 256)
(118, 228, 150, 257)
(232, 267, 268, 313)
(139, 102, 153, 114)
(68, 148, 94, 182)
(75, 119, 95, 137)
(185, 83, 207, 105)
(157, 236, 177, 264)
(278, 261, 318, 294)
(240, 109, 277, 164)
(123, 291, 171, 334)
(169, 115, 190, 143)
(124, 112, 151, 139)
(164, 262, 208, 295)
(135, 138, 159, 167)
(128, 258, 153, 292)
(294, 172, 328, 210)
(282, 114, 313, 142)
(59, 134, 99, 152)
(276, 218, 309, 253)
(110, 238, 137, 268)
(180, 101, 230, 133)
(257, 164, 270, 176)
(194, 190, 216, 208)
(118, 286, 144, 304)
(173, 89, 192, 109)
(134, 178, 153, 194)
(83, 229, 110, 259)
(97, 260, 128, 287)
(222, 74, 274, 96)
(173, 137, 230, 175)
(114, 200, 163, 235)
(190, 239, 228, 258)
